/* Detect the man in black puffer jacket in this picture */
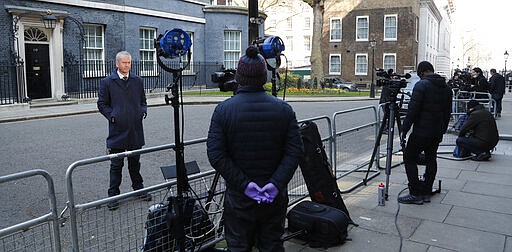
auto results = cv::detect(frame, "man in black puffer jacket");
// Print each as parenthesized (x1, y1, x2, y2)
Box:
(207, 45, 304, 251)
(456, 100, 499, 161)
(400, 61, 453, 204)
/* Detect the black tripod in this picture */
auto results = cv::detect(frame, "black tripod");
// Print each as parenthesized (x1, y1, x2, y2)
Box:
(363, 88, 406, 201)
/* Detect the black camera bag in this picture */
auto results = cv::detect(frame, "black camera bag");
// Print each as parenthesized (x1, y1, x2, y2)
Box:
(287, 200, 349, 248)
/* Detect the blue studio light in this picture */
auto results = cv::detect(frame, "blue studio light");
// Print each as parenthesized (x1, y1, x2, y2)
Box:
(260, 36, 285, 59)
(159, 28, 192, 58)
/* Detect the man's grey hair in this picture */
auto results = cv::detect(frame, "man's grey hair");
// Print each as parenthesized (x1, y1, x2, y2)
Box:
(116, 51, 132, 61)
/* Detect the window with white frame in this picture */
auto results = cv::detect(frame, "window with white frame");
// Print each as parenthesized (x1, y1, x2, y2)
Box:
(304, 17, 311, 30)
(286, 17, 292, 30)
(384, 14, 397, 41)
(355, 53, 368, 75)
(286, 36, 293, 51)
(330, 18, 342, 42)
(304, 35, 311, 51)
(139, 27, 156, 76)
(83, 24, 105, 77)
(356, 16, 369, 41)
(224, 30, 241, 69)
(180, 32, 194, 75)
(329, 54, 341, 75)
(383, 53, 396, 71)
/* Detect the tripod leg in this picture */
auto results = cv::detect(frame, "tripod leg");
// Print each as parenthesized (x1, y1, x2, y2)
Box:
(363, 105, 390, 185)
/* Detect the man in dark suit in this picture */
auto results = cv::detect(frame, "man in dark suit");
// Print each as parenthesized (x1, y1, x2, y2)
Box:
(97, 51, 151, 210)
(489, 68, 505, 117)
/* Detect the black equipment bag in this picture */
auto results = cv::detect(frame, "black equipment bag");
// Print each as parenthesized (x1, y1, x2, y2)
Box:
(287, 200, 349, 248)
(142, 196, 215, 251)
(298, 121, 353, 223)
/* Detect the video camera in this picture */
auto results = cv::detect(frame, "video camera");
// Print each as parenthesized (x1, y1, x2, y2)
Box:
(376, 68, 410, 89)
(211, 36, 285, 92)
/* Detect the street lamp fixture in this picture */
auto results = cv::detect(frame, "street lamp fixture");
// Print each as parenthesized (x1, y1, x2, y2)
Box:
(42, 10, 57, 29)
(369, 39, 376, 98)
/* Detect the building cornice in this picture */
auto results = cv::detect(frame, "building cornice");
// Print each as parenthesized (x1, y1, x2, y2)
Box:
(30, 0, 206, 24)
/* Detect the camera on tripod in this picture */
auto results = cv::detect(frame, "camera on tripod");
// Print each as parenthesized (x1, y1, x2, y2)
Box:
(211, 36, 285, 92)
(376, 68, 411, 89)
(211, 69, 237, 92)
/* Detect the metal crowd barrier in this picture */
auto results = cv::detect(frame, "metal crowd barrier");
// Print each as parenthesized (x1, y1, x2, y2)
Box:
(0, 169, 61, 252)
(7, 100, 495, 251)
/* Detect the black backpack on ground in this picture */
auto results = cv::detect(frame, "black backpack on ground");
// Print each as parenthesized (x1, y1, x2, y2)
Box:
(297, 121, 353, 223)
(287, 200, 350, 248)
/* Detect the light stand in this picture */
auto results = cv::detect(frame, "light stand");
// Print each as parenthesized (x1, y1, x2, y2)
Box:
(369, 39, 376, 98)
(254, 36, 285, 97)
(155, 28, 192, 252)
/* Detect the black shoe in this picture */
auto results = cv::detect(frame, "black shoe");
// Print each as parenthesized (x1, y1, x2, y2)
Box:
(398, 194, 423, 205)
(139, 193, 152, 201)
(422, 194, 431, 203)
(107, 200, 119, 211)
(472, 152, 491, 161)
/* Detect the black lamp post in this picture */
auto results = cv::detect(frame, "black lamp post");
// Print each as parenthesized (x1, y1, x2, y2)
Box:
(369, 39, 376, 98)
(42, 10, 57, 29)
(505, 50, 510, 92)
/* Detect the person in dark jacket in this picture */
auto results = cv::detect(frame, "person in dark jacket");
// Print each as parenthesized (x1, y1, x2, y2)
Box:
(399, 61, 452, 204)
(456, 100, 499, 161)
(489, 68, 505, 117)
(97, 51, 151, 210)
(207, 46, 303, 251)
(469, 67, 489, 99)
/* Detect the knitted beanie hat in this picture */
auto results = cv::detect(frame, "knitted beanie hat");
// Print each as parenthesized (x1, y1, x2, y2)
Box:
(235, 46, 268, 86)
(467, 99, 480, 109)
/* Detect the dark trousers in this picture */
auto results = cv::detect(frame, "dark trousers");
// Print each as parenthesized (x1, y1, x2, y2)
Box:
(456, 137, 487, 155)
(403, 133, 440, 196)
(492, 93, 503, 114)
(223, 190, 287, 252)
(108, 148, 144, 197)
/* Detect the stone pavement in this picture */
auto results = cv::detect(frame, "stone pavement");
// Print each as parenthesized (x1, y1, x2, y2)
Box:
(1, 93, 511, 251)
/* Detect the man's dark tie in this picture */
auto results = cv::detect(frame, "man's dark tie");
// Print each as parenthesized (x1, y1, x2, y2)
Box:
(122, 76, 127, 81)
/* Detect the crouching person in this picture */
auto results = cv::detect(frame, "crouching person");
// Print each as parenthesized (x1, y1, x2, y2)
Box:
(456, 100, 499, 161)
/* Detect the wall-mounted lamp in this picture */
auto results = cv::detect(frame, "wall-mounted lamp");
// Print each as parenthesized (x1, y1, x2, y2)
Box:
(42, 10, 57, 29)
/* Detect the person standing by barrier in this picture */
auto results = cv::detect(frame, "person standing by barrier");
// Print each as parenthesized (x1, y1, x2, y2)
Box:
(207, 45, 304, 251)
(489, 68, 505, 117)
(470, 67, 489, 99)
(399, 61, 452, 204)
(456, 100, 499, 161)
(97, 51, 151, 211)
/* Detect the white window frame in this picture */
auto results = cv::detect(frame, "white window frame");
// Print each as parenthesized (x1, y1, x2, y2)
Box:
(383, 53, 397, 72)
(139, 27, 157, 76)
(304, 17, 311, 30)
(384, 14, 397, 41)
(286, 36, 293, 51)
(181, 32, 194, 75)
(329, 54, 342, 75)
(355, 53, 368, 75)
(224, 30, 241, 69)
(83, 24, 105, 78)
(330, 18, 342, 42)
(356, 16, 369, 41)
(304, 35, 311, 51)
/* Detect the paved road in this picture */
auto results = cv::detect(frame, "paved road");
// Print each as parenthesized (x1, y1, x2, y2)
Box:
(0, 99, 374, 227)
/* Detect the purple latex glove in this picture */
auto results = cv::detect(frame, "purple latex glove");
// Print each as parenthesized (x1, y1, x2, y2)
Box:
(244, 182, 265, 204)
(261, 183, 279, 203)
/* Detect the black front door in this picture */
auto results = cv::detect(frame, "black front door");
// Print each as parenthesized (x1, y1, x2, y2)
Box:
(25, 43, 51, 99)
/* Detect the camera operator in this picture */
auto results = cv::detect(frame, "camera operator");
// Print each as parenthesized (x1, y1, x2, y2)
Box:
(206, 45, 303, 251)
(399, 61, 452, 204)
